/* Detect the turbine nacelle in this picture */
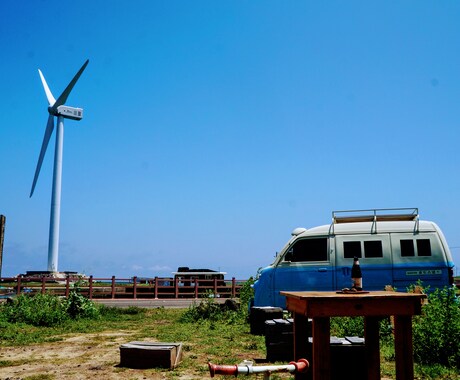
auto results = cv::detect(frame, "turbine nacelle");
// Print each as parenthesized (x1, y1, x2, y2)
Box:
(53, 105, 84, 120)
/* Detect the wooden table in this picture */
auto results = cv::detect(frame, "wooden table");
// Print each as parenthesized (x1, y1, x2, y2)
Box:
(281, 291, 426, 380)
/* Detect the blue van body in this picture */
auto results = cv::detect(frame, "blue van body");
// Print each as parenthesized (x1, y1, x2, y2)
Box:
(253, 209, 455, 309)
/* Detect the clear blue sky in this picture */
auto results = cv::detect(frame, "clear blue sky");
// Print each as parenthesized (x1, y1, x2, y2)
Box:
(1, 1, 459, 279)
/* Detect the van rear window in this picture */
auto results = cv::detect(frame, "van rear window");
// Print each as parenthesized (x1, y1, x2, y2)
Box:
(417, 239, 432, 257)
(400, 239, 432, 257)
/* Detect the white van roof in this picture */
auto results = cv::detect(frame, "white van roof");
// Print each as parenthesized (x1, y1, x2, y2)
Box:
(296, 208, 437, 236)
(298, 220, 437, 237)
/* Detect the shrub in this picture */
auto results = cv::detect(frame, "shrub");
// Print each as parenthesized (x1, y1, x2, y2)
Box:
(413, 286, 460, 369)
(238, 277, 255, 315)
(65, 288, 100, 320)
(180, 293, 224, 323)
(180, 292, 244, 324)
(1, 293, 69, 327)
(330, 316, 364, 337)
(330, 316, 393, 343)
(0, 284, 101, 327)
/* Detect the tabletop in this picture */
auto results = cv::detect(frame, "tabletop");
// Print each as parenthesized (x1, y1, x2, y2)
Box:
(280, 291, 427, 317)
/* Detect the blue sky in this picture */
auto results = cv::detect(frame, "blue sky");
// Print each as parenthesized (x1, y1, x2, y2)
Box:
(1, 1, 459, 279)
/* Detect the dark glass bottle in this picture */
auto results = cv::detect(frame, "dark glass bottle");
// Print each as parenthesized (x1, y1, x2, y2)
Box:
(351, 256, 362, 290)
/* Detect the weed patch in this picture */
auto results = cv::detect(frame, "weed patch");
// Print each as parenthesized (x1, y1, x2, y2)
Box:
(23, 375, 55, 380)
(413, 286, 460, 369)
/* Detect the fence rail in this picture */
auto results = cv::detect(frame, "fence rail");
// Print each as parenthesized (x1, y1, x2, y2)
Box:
(0, 275, 246, 300)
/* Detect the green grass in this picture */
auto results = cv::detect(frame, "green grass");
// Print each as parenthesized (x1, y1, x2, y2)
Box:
(23, 375, 55, 380)
(0, 302, 266, 378)
(0, 305, 147, 346)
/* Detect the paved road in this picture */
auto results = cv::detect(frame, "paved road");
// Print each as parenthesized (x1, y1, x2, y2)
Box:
(1, 296, 233, 308)
(93, 298, 229, 308)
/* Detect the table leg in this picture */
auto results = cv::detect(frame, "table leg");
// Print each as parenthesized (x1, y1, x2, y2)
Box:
(394, 315, 414, 380)
(293, 312, 310, 380)
(365, 316, 381, 380)
(312, 317, 331, 380)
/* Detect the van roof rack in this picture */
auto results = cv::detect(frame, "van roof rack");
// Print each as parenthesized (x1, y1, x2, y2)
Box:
(330, 208, 419, 234)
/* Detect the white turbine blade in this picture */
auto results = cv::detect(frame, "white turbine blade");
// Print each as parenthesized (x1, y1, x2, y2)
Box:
(51, 59, 89, 111)
(38, 69, 56, 106)
(30, 114, 55, 197)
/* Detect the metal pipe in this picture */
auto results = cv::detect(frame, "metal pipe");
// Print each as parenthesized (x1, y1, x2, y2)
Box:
(208, 359, 309, 378)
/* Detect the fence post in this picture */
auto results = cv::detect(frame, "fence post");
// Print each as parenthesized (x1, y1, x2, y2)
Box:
(65, 275, 70, 298)
(41, 276, 46, 294)
(194, 280, 199, 299)
(232, 277, 236, 298)
(133, 276, 137, 299)
(154, 277, 158, 299)
(16, 275, 21, 295)
(89, 275, 93, 300)
(174, 277, 179, 299)
(111, 276, 116, 299)
(213, 278, 218, 296)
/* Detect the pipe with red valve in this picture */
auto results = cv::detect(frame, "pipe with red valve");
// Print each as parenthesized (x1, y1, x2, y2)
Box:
(208, 359, 309, 379)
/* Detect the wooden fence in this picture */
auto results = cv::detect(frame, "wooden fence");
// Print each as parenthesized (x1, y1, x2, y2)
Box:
(0, 275, 246, 300)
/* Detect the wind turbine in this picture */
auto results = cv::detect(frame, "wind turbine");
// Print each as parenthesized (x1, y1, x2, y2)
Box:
(30, 59, 89, 273)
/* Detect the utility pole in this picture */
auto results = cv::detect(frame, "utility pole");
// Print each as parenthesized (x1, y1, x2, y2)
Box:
(0, 215, 5, 278)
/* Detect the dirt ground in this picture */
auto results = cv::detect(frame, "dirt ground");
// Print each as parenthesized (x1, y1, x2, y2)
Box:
(0, 331, 198, 380)
(0, 334, 398, 380)
(0, 329, 396, 380)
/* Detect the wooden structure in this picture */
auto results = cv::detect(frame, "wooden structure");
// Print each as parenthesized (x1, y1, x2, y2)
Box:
(281, 291, 427, 380)
(119, 341, 182, 369)
(0, 274, 244, 300)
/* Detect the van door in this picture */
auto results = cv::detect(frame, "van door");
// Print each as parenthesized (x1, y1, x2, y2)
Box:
(335, 234, 392, 290)
(272, 236, 333, 308)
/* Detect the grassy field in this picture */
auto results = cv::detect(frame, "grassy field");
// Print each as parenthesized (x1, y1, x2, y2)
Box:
(0, 305, 268, 379)
(0, 298, 459, 379)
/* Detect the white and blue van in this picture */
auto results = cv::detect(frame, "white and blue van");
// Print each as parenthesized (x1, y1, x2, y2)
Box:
(253, 208, 455, 309)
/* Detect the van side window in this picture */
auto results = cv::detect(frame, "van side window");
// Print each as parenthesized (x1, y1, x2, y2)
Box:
(400, 239, 432, 257)
(343, 241, 361, 259)
(285, 238, 328, 262)
(417, 239, 432, 257)
(400, 239, 415, 257)
(344, 241, 383, 258)
(364, 241, 383, 258)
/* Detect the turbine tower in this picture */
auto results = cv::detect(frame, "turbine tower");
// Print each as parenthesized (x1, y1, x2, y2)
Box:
(30, 59, 89, 273)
